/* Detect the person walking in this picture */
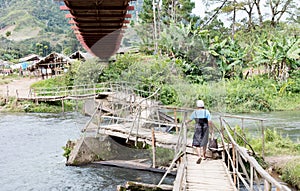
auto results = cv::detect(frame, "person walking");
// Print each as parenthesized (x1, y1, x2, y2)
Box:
(186, 100, 212, 164)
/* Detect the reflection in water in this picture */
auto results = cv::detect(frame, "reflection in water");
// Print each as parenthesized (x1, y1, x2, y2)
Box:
(0, 112, 173, 191)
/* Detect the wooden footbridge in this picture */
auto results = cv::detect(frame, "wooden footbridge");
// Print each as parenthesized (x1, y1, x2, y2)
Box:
(64, 82, 290, 191)
(4, 82, 290, 190)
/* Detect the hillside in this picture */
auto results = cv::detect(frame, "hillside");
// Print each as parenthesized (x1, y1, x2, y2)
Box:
(0, 0, 144, 61)
(0, 0, 81, 60)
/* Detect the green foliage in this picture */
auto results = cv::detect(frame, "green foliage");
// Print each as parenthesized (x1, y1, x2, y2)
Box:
(99, 53, 299, 112)
(139, 0, 195, 24)
(0, 0, 81, 60)
(62, 146, 71, 158)
(159, 85, 179, 105)
(225, 77, 276, 112)
(209, 37, 246, 79)
(30, 76, 68, 89)
(230, 125, 249, 146)
(25, 101, 74, 113)
(287, 70, 300, 93)
(281, 159, 300, 190)
(72, 59, 104, 85)
(151, 147, 175, 167)
(250, 128, 300, 156)
(99, 53, 137, 82)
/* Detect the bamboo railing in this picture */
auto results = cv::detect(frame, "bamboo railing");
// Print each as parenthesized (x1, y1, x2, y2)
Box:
(219, 115, 291, 191)
(64, 82, 291, 191)
(157, 113, 291, 191)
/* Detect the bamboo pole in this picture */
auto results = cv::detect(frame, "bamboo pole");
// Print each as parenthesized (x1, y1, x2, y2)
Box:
(250, 165, 254, 191)
(174, 108, 178, 134)
(233, 145, 236, 186)
(61, 99, 64, 113)
(135, 105, 141, 147)
(151, 128, 156, 168)
(261, 120, 265, 159)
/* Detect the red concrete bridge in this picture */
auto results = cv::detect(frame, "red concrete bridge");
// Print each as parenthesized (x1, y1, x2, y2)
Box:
(58, 0, 134, 59)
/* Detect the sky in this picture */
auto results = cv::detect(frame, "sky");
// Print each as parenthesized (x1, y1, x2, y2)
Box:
(191, 0, 298, 25)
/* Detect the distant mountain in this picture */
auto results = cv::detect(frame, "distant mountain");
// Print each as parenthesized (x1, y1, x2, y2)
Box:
(0, 0, 81, 60)
(0, 0, 143, 61)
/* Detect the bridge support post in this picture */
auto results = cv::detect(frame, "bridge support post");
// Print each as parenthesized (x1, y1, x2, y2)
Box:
(261, 120, 265, 159)
(151, 128, 156, 168)
(61, 99, 64, 113)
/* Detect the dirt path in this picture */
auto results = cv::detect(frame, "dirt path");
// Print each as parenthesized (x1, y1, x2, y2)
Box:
(0, 77, 41, 98)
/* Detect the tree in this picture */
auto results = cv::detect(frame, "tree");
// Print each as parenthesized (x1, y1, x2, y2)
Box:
(251, 35, 300, 80)
(161, 0, 195, 23)
(138, 0, 154, 23)
(209, 37, 247, 79)
(5, 31, 11, 38)
(240, 0, 256, 28)
(266, 0, 296, 27)
(253, 0, 263, 26)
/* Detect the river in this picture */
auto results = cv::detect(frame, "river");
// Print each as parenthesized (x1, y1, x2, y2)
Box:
(218, 111, 300, 142)
(0, 111, 299, 191)
(0, 112, 173, 191)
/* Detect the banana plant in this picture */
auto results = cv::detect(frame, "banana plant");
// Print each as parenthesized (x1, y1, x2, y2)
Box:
(209, 36, 247, 79)
(251, 36, 300, 80)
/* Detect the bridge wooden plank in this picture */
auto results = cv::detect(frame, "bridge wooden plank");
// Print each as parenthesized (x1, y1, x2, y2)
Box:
(184, 154, 237, 191)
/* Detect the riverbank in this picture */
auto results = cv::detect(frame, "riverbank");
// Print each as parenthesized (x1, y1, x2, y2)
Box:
(0, 77, 40, 97)
(0, 77, 78, 112)
(265, 156, 300, 191)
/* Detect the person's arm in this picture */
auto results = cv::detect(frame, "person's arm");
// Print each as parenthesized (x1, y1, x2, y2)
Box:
(186, 119, 192, 124)
(206, 110, 214, 134)
(185, 111, 195, 124)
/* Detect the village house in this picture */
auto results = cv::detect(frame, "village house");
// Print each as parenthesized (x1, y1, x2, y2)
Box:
(0, 59, 13, 76)
(32, 52, 72, 79)
(17, 54, 41, 76)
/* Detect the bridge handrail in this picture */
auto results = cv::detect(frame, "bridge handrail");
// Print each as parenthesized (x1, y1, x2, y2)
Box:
(29, 82, 161, 99)
(220, 117, 291, 191)
(75, 83, 291, 191)
(158, 112, 188, 188)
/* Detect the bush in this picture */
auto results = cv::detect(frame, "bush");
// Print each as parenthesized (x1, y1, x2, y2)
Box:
(159, 85, 179, 105)
(280, 159, 300, 190)
(250, 128, 300, 156)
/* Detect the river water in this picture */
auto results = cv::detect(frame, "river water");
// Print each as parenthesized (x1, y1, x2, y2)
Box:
(218, 111, 300, 142)
(0, 111, 299, 191)
(0, 112, 173, 191)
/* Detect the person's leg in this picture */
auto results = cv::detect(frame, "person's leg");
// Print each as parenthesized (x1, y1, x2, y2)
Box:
(202, 145, 207, 159)
(196, 146, 202, 164)
(196, 147, 201, 158)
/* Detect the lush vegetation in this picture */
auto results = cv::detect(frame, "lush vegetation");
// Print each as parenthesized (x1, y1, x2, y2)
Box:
(280, 158, 300, 189)
(0, 0, 82, 61)
(252, 129, 300, 190)
(226, 125, 300, 189)
(1, 0, 299, 188)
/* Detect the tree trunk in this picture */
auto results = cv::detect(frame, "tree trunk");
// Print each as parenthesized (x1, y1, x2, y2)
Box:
(269, 0, 276, 27)
(276, 0, 293, 23)
(254, 0, 263, 26)
(232, 0, 237, 40)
